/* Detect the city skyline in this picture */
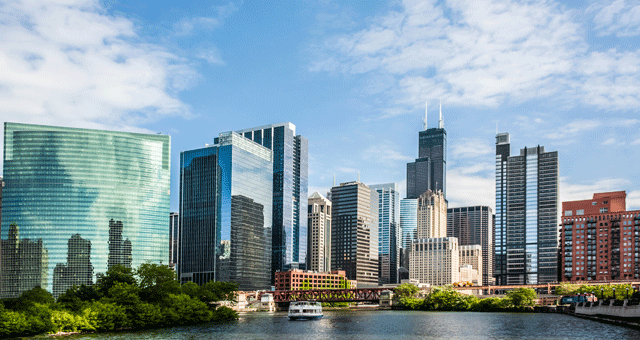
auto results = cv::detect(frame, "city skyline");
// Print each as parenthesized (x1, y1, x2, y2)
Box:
(0, 0, 639, 214)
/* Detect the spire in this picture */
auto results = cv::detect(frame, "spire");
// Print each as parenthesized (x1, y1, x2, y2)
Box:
(357, 170, 360, 183)
(423, 100, 428, 130)
(438, 98, 443, 129)
(333, 174, 336, 187)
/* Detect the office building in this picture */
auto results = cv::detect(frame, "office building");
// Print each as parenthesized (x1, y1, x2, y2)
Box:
(400, 198, 418, 271)
(330, 181, 379, 288)
(407, 102, 446, 199)
(448, 206, 494, 286)
(495, 133, 558, 285)
(560, 191, 639, 282)
(1, 123, 170, 297)
(370, 183, 401, 284)
(170, 212, 179, 269)
(410, 237, 459, 286)
(179, 132, 273, 290)
(417, 190, 447, 239)
(274, 269, 356, 290)
(53, 234, 93, 297)
(221, 123, 308, 279)
(459, 244, 482, 286)
(307, 192, 332, 273)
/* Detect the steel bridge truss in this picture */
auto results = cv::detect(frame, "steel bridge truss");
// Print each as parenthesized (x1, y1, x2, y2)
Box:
(272, 288, 387, 303)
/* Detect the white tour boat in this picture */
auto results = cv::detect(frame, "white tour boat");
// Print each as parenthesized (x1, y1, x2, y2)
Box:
(288, 301, 323, 320)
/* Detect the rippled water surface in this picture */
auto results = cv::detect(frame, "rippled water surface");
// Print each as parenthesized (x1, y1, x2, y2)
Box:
(55, 310, 640, 340)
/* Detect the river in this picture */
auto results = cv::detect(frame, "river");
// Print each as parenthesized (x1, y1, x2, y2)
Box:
(46, 310, 640, 339)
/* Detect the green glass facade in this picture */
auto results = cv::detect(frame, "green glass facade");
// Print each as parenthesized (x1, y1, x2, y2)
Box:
(0, 122, 170, 298)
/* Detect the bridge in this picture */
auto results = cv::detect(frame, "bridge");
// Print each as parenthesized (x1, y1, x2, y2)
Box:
(271, 288, 387, 303)
(452, 280, 640, 294)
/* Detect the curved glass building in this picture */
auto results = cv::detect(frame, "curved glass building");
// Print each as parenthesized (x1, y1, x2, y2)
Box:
(1, 122, 170, 298)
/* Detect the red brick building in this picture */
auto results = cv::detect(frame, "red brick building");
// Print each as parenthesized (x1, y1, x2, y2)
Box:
(560, 191, 639, 282)
(274, 269, 357, 290)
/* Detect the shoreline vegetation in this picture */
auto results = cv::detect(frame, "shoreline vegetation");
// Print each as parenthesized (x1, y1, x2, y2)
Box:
(0, 264, 239, 339)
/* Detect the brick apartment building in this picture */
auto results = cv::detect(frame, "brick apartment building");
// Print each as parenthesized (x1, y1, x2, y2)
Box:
(274, 269, 357, 290)
(560, 191, 640, 282)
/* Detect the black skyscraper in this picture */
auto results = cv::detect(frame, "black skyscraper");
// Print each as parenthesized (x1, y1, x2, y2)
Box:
(407, 104, 447, 199)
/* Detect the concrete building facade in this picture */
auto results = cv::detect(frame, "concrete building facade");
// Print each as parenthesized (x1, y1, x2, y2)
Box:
(447, 206, 493, 286)
(307, 192, 332, 273)
(417, 190, 447, 239)
(459, 244, 482, 286)
(409, 237, 459, 286)
(330, 182, 379, 288)
(274, 269, 356, 290)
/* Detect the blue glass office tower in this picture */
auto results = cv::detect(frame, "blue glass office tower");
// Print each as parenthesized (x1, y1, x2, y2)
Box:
(179, 132, 273, 290)
(230, 123, 308, 280)
(370, 183, 400, 284)
(1, 123, 170, 298)
(399, 198, 418, 270)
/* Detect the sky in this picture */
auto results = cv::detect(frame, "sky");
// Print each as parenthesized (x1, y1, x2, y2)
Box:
(1, 0, 640, 213)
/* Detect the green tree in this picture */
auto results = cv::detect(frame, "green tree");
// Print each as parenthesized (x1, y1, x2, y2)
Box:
(200, 281, 239, 303)
(181, 281, 200, 298)
(16, 286, 55, 310)
(136, 263, 180, 302)
(82, 301, 128, 331)
(0, 309, 29, 338)
(95, 264, 136, 297)
(506, 288, 537, 308)
(394, 283, 419, 299)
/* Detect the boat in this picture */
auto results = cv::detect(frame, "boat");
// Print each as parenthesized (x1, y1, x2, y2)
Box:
(288, 301, 323, 320)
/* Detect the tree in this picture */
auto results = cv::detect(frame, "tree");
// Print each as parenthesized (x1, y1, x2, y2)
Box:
(394, 283, 419, 299)
(16, 286, 55, 309)
(136, 263, 180, 302)
(506, 288, 537, 308)
(95, 264, 136, 297)
(199, 281, 238, 303)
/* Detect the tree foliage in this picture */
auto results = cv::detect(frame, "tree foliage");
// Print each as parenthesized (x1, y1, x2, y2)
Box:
(0, 263, 239, 338)
(394, 283, 420, 299)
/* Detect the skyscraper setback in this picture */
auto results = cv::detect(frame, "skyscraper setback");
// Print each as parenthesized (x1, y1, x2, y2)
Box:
(494, 133, 559, 285)
(407, 102, 447, 199)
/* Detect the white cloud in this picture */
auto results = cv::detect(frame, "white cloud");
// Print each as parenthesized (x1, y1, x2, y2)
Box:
(627, 190, 640, 210)
(601, 137, 616, 145)
(588, 0, 640, 37)
(196, 46, 226, 65)
(451, 138, 493, 159)
(446, 167, 494, 209)
(362, 140, 413, 167)
(0, 0, 195, 132)
(311, 0, 640, 114)
(559, 177, 632, 203)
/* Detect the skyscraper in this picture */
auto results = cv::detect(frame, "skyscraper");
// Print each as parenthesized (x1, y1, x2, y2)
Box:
(179, 131, 273, 290)
(53, 234, 93, 297)
(227, 123, 308, 278)
(370, 183, 401, 284)
(417, 190, 447, 239)
(410, 237, 459, 286)
(169, 212, 179, 269)
(330, 181, 379, 288)
(1, 122, 170, 297)
(494, 133, 559, 285)
(399, 198, 418, 271)
(407, 102, 447, 199)
(0, 223, 48, 298)
(307, 192, 332, 272)
(447, 206, 494, 286)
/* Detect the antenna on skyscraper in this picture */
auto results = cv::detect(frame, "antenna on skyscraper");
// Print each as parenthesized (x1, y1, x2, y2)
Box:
(438, 98, 443, 129)
(424, 100, 428, 130)
(333, 174, 336, 187)
(357, 171, 360, 183)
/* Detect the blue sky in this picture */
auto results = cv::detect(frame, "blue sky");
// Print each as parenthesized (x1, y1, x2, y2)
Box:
(1, 0, 640, 212)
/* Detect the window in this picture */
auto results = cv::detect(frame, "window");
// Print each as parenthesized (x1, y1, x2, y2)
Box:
(592, 202, 597, 206)
(600, 208, 608, 214)
(565, 210, 573, 216)
(577, 209, 584, 216)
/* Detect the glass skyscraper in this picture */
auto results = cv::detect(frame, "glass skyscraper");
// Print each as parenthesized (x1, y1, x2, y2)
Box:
(1, 122, 170, 298)
(495, 133, 558, 285)
(447, 206, 494, 286)
(230, 123, 308, 279)
(370, 183, 400, 284)
(179, 132, 273, 290)
(399, 198, 418, 270)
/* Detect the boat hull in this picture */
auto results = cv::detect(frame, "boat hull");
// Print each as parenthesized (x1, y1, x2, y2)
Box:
(288, 315, 323, 320)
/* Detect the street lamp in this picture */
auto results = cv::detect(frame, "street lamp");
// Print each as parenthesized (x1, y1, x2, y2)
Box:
(612, 288, 616, 300)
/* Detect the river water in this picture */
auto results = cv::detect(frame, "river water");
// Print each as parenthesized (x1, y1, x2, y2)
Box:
(52, 310, 640, 339)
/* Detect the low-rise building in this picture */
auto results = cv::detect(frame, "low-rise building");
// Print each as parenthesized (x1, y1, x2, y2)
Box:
(274, 269, 356, 290)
